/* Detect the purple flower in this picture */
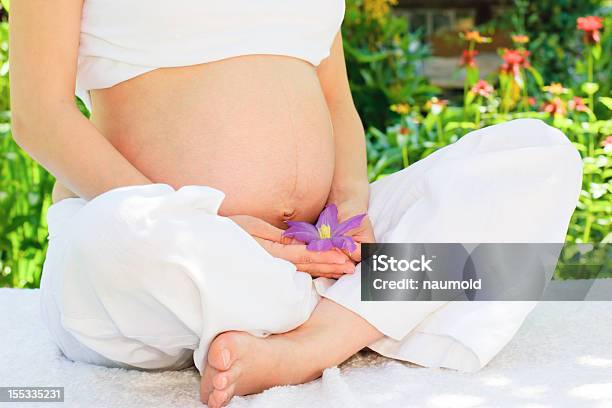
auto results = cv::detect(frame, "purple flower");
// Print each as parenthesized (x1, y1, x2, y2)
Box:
(283, 204, 366, 252)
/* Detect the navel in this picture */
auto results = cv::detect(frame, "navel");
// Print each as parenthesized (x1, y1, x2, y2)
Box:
(282, 208, 296, 220)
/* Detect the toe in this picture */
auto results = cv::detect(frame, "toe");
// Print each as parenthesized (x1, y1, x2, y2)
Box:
(208, 332, 241, 370)
(208, 388, 229, 408)
(213, 372, 229, 390)
(221, 383, 236, 407)
(213, 365, 241, 390)
(200, 363, 218, 404)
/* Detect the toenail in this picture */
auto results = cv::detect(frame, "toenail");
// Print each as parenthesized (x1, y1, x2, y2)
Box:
(219, 376, 227, 388)
(221, 349, 230, 368)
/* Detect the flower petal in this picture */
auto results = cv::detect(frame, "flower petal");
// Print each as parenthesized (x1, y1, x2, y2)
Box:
(307, 238, 334, 252)
(331, 236, 357, 253)
(283, 221, 319, 244)
(316, 204, 339, 230)
(334, 213, 367, 236)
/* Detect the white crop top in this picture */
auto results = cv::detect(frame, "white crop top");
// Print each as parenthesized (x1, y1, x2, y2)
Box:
(76, 0, 346, 111)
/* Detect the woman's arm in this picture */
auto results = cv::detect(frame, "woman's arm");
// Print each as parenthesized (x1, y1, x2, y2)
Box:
(9, 0, 151, 201)
(317, 32, 369, 220)
(317, 32, 374, 261)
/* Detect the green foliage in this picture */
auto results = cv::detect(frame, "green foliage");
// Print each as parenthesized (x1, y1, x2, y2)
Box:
(580, 14, 612, 114)
(364, 7, 611, 280)
(367, 106, 611, 279)
(0, 3, 609, 287)
(342, 0, 439, 129)
(556, 243, 611, 280)
(496, 0, 606, 89)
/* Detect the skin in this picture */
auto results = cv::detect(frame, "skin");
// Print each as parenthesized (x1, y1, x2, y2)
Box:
(10, 1, 384, 406)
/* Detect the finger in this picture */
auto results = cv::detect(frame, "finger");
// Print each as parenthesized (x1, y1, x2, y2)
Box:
(345, 230, 376, 263)
(295, 261, 355, 276)
(338, 239, 361, 263)
(273, 243, 350, 265)
(258, 238, 349, 264)
(295, 268, 345, 279)
(346, 245, 361, 263)
(253, 238, 352, 278)
(308, 273, 344, 279)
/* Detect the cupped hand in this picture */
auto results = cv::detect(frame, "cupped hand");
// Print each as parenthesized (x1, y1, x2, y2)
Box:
(229, 215, 355, 279)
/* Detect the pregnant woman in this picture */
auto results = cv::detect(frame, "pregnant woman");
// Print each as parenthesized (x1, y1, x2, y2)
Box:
(10, 1, 582, 407)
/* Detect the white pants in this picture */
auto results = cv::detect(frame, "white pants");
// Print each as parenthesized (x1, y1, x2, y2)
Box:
(40, 119, 582, 374)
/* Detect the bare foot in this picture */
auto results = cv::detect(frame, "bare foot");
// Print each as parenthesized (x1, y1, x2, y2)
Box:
(199, 299, 384, 407)
(200, 330, 324, 407)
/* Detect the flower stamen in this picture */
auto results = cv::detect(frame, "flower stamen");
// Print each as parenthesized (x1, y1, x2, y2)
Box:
(318, 224, 332, 239)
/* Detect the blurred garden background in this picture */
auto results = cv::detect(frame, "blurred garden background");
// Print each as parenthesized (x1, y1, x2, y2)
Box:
(1, 0, 610, 288)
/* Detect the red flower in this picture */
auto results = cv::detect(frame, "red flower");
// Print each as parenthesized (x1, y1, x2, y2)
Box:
(577, 16, 604, 44)
(528, 97, 537, 106)
(470, 79, 494, 98)
(542, 98, 566, 117)
(399, 126, 410, 135)
(577, 16, 603, 31)
(500, 49, 530, 79)
(568, 96, 588, 112)
(602, 136, 612, 148)
(461, 49, 479, 68)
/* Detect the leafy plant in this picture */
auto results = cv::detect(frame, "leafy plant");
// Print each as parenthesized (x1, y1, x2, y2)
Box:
(366, 22, 611, 280)
(342, 0, 439, 129)
(494, 0, 605, 90)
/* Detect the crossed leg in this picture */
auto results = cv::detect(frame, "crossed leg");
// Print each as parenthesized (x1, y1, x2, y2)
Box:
(199, 119, 583, 406)
(200, 298, 383, 407)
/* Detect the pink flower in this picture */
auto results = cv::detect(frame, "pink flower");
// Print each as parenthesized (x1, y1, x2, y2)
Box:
(470, 80, 494, 98)
(577, 16, 604, 44)
(568, 96, 588, 112)
(542, 98, 566, 117)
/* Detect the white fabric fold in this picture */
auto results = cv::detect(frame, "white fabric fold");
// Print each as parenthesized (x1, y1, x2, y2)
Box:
(40, 119, 583, 373)
(76, 0, 346, 110)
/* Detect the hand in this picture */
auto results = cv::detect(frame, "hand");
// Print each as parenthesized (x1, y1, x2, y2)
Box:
(229, 215, 355, 279)
(335, 201, 376, 263)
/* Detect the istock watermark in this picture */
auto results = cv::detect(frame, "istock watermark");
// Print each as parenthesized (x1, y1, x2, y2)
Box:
(372, 254, 435, 272)
(361, 243, 610, 301)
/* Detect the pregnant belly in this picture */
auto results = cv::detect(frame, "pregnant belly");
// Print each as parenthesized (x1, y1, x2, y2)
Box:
(87, 56, 335, 228)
